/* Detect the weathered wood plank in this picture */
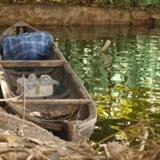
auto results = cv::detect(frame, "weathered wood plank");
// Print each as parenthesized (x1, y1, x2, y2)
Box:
(0, 60, 65, 68)
(0, 112, 56, 141)
(13, 98, 91, 105)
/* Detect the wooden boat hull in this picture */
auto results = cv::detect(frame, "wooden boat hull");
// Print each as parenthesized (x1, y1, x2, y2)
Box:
(0, 22, 97, 142)
(0, 112, 92, 158)
(0, 112, 58, 142)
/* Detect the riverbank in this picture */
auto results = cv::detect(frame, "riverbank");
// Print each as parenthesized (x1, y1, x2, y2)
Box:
(0, 4, 160, 26)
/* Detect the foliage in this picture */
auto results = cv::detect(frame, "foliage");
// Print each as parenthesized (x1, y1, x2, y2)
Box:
(0, 0, 160, 7)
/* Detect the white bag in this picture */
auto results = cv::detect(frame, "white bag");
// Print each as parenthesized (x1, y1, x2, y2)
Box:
(16, 73, 59, 98)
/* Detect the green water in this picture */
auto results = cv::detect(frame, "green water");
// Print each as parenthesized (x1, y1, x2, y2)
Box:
(55, 29, 160, 141)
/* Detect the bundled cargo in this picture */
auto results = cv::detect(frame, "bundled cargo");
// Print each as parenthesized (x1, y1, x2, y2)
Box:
(2, 32, 53, 60)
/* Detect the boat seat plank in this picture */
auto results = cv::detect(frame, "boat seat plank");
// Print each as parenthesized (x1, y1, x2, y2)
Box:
(0, 60, 65, 68)
(12, 98, 92, 105)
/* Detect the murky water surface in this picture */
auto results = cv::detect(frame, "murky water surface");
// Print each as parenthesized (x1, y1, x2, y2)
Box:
(1, 25, 160, 141)
(51, 26, 160, 141)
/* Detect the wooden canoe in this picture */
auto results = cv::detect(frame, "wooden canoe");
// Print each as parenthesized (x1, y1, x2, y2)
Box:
(0, 22, 97, 142)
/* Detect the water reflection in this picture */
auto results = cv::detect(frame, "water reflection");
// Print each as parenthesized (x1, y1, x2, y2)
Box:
(57, 34, 160, 141)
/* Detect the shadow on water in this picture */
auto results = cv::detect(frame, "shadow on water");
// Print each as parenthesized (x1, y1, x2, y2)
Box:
(0, 25, 160, 142)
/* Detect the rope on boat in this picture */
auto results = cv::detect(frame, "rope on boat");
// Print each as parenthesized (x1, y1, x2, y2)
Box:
(0, 95, 22, 102)
(75, 100, 83, 130)
(22, 74, 26, 120)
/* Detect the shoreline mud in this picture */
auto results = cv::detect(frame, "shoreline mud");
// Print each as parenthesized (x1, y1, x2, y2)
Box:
(0, 4, 160, 26)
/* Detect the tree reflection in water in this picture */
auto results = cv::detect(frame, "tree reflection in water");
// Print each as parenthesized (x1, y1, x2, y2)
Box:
(57, 34, 160, 141)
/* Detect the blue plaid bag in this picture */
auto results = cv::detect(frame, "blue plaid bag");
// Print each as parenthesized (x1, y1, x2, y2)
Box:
(2, 32, 53, 60)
